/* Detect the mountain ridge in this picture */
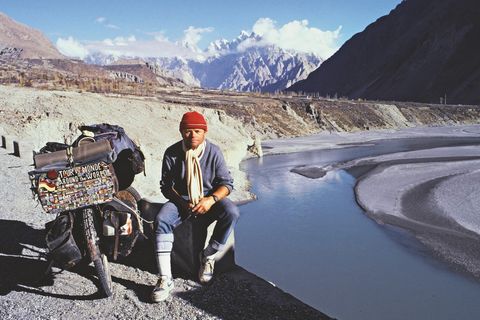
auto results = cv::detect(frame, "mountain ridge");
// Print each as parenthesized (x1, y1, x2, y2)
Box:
(0, 12, 64, 59)
(85, 32, 322, 92)
(288, 0, 480, 104)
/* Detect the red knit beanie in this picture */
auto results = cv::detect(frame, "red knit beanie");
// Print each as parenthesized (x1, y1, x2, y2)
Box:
(179, 111, 208, 131)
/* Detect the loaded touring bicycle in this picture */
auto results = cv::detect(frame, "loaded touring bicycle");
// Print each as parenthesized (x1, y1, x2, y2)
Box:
(29, 124, 146, 297)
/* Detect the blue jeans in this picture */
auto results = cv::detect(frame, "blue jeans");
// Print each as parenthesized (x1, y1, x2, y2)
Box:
(155, 198, 240, 252)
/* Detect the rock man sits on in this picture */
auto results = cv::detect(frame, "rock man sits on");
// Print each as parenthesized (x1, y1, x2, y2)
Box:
(151, 111, 240, 302)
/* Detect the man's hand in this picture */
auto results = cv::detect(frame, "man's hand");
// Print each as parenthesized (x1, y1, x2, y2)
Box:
(165, 187, 195, 218)
(191, 196, 216, 215)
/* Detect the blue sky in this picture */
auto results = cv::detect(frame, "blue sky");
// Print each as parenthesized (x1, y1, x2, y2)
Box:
(1, 0, 401, 60)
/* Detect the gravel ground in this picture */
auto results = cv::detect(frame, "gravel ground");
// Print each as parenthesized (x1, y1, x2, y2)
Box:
(0, 147, 331, 320)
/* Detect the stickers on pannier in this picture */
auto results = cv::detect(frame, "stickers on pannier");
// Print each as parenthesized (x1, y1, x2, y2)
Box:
(30, 161, 117, 214)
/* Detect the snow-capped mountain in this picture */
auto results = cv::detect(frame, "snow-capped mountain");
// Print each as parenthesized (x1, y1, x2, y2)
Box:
(145, 57, 200, 87)
(84, 32, 322, 92)
(191, 44, 321, 92)
(206, 30, 258, 56)
(84, 52, 120, 66)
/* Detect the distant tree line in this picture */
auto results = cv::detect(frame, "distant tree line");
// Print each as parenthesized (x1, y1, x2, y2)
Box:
(0, 65, 160, 96)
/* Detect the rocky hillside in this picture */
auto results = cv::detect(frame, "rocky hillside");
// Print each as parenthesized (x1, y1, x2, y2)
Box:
(0, 12, 188, 93)
(2, 85, 480, 201)
(104, 62, 188, 87)
(289, 0, 480, 105)
(146, 58, 201, 87)
(0, 12, 64, 59)
(0, 53, 189, 95)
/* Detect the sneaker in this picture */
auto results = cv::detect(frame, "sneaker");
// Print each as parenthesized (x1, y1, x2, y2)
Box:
(151, 276, 174, 303)
(198, 252, 215, 284)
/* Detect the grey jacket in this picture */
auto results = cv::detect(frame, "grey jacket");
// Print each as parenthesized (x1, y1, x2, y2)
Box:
(160, 140, 234, 198)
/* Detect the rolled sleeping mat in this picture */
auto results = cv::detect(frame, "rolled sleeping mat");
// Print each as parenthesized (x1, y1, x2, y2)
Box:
(34, 149, 68, 169)
(34, 140, 113, 169)
(73, 139, 113, 163)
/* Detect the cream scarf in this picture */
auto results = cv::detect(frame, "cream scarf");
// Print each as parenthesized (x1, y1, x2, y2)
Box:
(183, 140, 206, 205)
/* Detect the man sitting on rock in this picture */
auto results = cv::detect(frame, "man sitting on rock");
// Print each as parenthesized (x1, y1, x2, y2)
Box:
(152, 111, 240, 303)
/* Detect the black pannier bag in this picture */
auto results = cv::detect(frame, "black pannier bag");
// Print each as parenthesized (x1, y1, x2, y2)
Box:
(45, 212, 82, 269)
(73, 123, 145, 190)
(33, 123, 144, 189)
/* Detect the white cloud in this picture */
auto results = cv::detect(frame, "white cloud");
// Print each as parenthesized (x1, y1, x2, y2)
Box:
(95, 16, 120, 30)
(146, 31, 169, 42)
(60, 19, 340, 62)
(79, 26, 213, 61)
(181, 26, 214, 52)
(243, 18, 341, 58)
(83, 35, 202, 60)
(102, 38, 114, 46)
(56, 36, 89, 59)
(106, 35, 137, 46)
(252, 18, 276, 36)
(106, 23, 120, 30)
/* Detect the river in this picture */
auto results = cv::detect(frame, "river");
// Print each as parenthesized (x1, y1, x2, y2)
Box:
(236, 135, 480, 320)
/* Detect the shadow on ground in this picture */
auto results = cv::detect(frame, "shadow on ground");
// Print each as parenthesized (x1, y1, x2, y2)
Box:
(114, 238, 157, 274)
(174, 266, 332, 320)
(0, 218, 45, 256)
(0, 219, 333, 319)
(0, 218, 111, 299)
(0, 219, 52, 295)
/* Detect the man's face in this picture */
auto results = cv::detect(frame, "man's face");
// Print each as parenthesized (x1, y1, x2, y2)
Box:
(181, 128, 206, 149)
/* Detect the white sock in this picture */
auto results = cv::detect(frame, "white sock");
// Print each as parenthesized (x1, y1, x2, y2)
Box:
(156, 252, 172, 278)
